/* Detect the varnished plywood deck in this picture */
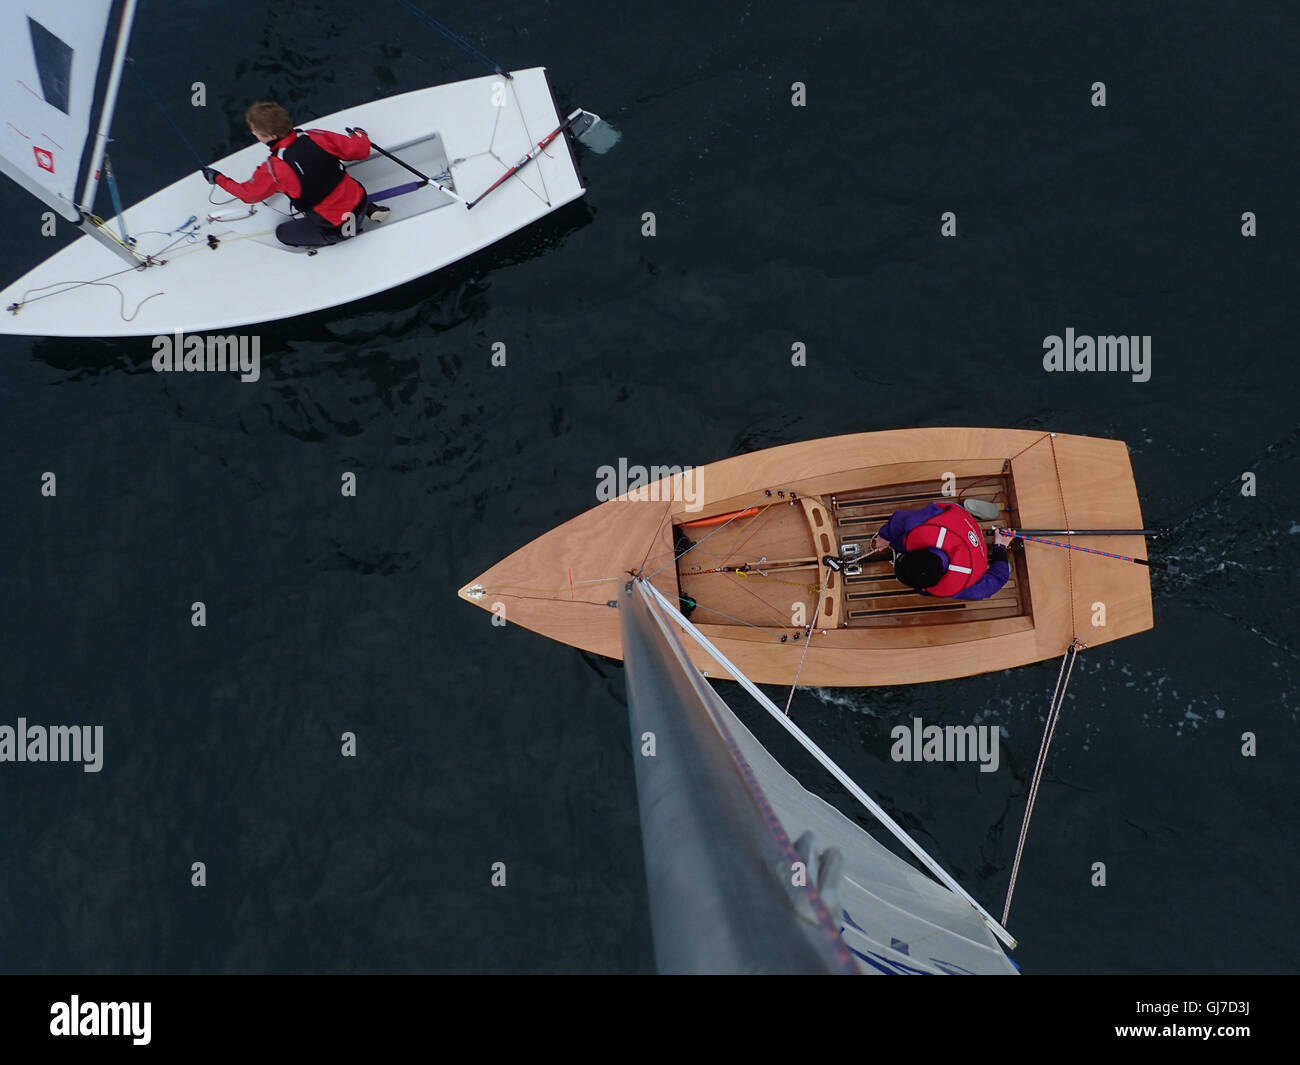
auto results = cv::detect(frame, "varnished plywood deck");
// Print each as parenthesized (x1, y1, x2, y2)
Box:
(458, 428, 1153, 686)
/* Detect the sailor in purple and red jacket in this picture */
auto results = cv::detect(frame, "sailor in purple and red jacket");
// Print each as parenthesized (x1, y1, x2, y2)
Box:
(201, 100, 389, 248)
(871, 502, 1013, 601)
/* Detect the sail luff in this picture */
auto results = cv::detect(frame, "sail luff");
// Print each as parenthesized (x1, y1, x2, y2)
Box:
(638, 577, 1018, 951)
(79, 0, 138, 212)
(622, 579, 857, 973)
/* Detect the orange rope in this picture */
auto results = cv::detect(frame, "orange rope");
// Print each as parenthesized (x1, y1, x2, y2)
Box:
(717, 503, 784, 568)
(1007, 432, 1053, 465)
(680, 506, 759, 528)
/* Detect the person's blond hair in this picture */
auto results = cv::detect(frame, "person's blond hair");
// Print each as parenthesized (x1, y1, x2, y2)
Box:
(246, 101, 293, 139)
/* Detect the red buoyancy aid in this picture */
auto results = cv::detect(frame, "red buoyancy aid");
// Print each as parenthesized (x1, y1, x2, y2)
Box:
(276, 131, 348, 214)
(902, 503, 988, 597)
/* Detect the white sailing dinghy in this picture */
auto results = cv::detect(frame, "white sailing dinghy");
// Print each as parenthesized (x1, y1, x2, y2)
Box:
(0, 0, 598, 337)
(621, 575, 1019, 974)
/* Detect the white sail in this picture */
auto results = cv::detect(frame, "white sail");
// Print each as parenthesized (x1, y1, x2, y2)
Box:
(0, 0, 129, 220)
(626, 578, 1019, 973)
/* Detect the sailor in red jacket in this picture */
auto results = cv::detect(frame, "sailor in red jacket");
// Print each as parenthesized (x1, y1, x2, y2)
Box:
(201, 100, 389, 248)
(872, 502, 1013, 600)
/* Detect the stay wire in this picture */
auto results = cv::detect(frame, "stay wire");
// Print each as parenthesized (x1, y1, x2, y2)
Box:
(644, 491, 787, 582)
(783, 625, 816, 716)
(394, 0, 510, 78)
(1001, 639, 1083, 925)
(126, 58, 205, 167)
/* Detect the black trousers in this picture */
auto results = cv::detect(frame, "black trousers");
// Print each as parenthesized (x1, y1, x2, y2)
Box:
(276, 190, 371, 248)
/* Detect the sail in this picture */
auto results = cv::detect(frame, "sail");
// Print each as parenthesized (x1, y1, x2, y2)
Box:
(0, 0, 131, 220)
(721, 691, 1019, 975)
(621, 578, 857, 974)
(623, 578, 1019, 974)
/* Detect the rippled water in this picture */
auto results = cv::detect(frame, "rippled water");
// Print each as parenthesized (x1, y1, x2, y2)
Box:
(0, 0, 1295, 973)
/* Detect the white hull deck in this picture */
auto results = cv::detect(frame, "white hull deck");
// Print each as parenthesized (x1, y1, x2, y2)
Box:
(1, 67, 586, 337)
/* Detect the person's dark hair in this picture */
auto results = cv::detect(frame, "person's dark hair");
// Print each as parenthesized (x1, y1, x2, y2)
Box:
(895, 549, 944, 589)
(246, 101, 293, 139)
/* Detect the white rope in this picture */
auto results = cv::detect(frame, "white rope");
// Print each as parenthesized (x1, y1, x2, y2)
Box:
(478, 76, 551, 209)
(638, 579, 1018, 950)
(507, 76, 550, 207)
(782, 573, 842, 713)
(1001, 640, 1082, 925)
(485, 81, 507, 153)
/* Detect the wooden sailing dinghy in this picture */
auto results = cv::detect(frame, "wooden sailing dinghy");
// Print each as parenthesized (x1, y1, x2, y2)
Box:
(459, 428, 1155, 687)
(0, 1, 595, 337)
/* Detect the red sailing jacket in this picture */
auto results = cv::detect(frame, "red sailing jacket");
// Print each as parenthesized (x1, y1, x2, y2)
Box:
(216, 128, 371, 225)
(902, 503, 989, 597)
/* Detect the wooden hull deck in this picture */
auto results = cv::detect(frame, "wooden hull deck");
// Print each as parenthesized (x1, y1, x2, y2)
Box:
(458, 428, 1154, 686)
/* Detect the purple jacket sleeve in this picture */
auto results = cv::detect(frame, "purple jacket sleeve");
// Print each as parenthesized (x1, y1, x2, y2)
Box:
(950, 546, 1011, 601)
(877, 503, 945, 549)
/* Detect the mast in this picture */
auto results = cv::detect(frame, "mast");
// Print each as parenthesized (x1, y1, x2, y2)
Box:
(78, 0, 140, 267)
(80, 0, 138, 212)
(621, 578, 856, 973)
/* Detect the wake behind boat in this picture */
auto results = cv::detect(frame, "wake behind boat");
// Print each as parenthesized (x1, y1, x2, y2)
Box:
(1, 2, 599, 337)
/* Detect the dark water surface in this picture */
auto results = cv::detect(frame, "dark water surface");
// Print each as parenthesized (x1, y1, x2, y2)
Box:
(0, 1, 1296, 973)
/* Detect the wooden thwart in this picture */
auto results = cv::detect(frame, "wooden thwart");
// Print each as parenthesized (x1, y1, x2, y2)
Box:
(829, 473, 1029, 627)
